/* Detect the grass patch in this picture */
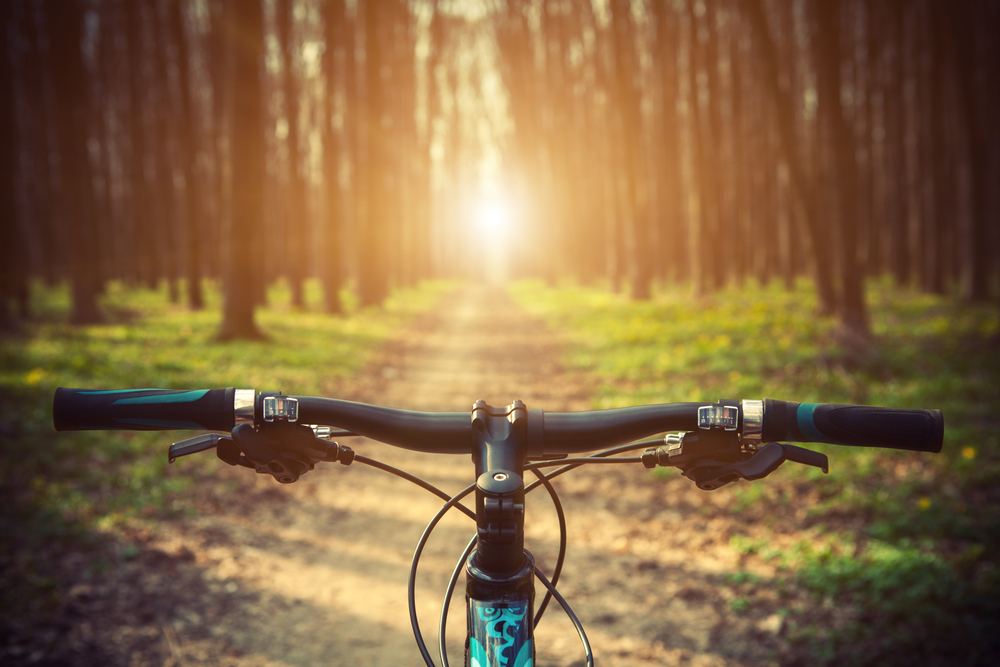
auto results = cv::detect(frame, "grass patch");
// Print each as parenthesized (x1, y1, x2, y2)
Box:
(0, 277, 452, 640)
(511, 277, 1000, 665)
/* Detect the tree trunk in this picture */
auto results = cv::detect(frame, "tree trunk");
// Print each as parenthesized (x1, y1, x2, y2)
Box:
(218, 0, 264, 340)
(699, 0, 726, 291)
(609, 0, 651, 299)
(729, 12, 750, 287)
(925, 1, 952, 295)
(169, 0, 205, 310)
(124, 0, 159, 287)
(653, 0, 684, 285)
(345, 1, 363, 296)
(358, 0, 389, 306)
(14, 1, 58, 294)
(685, 3, 706, 296)
(744, 0, 837, 314)
(389, 1, 415, 287)
(208, 0, 233, 292)
(277, 0, 307, 309)
(950, 1, 992, 302)
(883, 0, 909, 286)
(814, 0, 870, 340)
(0, 0, 17, 327)
(47, 0, 103, 324)
(149, 1, 181, 301)
(322, 0, 345, 314)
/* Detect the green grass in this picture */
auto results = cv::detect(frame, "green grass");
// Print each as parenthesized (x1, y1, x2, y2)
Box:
(0, 277, 453, 630)
(511, 277, 1000, 665)
(3, 275, 998, 664)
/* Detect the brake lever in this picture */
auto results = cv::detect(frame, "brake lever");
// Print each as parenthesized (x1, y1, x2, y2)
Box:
(216, 423, 355, 484)
(684, 442, 829, 491)
(169, 433, 228, 463)
(168, 422, 355, 484)
(780, 443, 829, 473)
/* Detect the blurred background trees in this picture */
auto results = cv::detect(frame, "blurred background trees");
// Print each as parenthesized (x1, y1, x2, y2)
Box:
(0, 0, 997, 339)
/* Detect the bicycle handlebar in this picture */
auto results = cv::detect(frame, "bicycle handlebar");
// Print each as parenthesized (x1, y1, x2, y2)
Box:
(50, 386, 945, 667)
(54, 388, 704, 458)
(760, 399, 943, 453)
(53, 387, 237, 432)
(53, 387, 944, 455)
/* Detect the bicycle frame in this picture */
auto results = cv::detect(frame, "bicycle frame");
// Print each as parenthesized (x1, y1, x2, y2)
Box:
(466, 554, 535, 667)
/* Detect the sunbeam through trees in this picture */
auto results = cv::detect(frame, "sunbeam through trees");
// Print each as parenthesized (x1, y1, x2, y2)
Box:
(1, 0, 998, 340)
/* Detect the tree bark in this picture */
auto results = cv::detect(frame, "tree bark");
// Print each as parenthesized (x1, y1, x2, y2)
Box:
(124, 0, 160, 288)
(208, 0, 233, 292)
(685, 1, 706, 296)
(345, 1, 364, 296)
(0, 0, 18, 327)
(609, 0, 651, 299)
(218, 0, 264, 340)
(814, 0, 870, 340)
(744, 0, 837, 314)
(358, 0, 389, 306)
(168, 0, 205, 310)
(925, 1, 951, 294)
(277, 0, 307, 309)
(653, 0, 684, 285)
(148, 1, 182, 301)
(322, 0, 346, 314)
(47, 0, 103, 324)
(882, 0, 909, 286)
(949, 0, 992, 302)
(699, 0, 726, 291)
(358, 0, 392, 306)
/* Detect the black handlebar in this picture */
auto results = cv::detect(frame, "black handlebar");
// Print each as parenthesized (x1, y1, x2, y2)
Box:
(53, 387, 237, 433)
(296, 398, 703, 457)
(760, 399, 944, 453)
(53, 388, 944, 456)
(53, 389, 705, 457)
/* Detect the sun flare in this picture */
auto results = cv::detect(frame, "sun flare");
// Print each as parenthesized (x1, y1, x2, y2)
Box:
(475, 198, 511, 236)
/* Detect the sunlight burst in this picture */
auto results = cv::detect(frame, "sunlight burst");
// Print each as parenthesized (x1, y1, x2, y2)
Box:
(475, 197, 511, 236)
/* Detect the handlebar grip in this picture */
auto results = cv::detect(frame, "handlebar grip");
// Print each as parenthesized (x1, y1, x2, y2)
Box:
(54, 387, 236, 432)
(760, 399, 943, 453)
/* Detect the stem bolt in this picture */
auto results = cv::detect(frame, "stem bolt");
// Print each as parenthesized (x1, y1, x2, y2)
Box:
(493, 472, 509, 482)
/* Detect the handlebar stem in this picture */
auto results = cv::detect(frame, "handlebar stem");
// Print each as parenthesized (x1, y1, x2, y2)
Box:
(471, 400, 530, 575)
(471, 399, 528, 476)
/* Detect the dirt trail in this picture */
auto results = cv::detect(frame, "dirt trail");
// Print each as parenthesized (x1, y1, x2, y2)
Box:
(77, 285, 790, 666)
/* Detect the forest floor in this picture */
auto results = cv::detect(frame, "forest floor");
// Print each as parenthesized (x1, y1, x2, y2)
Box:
(7, 285, 810, 666)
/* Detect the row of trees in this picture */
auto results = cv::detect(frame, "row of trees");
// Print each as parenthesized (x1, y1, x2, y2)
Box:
(1, 0, 998, 340)
(496, 0, 999, 340)
(0, 0, 448, 337)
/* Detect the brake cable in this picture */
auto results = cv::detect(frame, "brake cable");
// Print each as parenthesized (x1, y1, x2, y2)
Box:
(429, 441, 664, 667)
(302, 438, 668, 667)
(409, 483, 477, 667)
(527, 469, 568, 627)
(525, 439, 664, 489)
(436, 467, 569, 667)
(353, 455, 476, 520)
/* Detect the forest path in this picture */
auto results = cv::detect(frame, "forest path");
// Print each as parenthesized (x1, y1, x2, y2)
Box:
(112, 284, 787, 666)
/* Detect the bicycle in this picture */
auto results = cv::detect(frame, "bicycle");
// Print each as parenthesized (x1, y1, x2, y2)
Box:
(53, 387, 944, 666)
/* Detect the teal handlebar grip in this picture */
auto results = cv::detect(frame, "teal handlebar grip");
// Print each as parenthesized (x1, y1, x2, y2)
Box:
(54, 387, 236, 432)
(760, 399, 943, 453)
